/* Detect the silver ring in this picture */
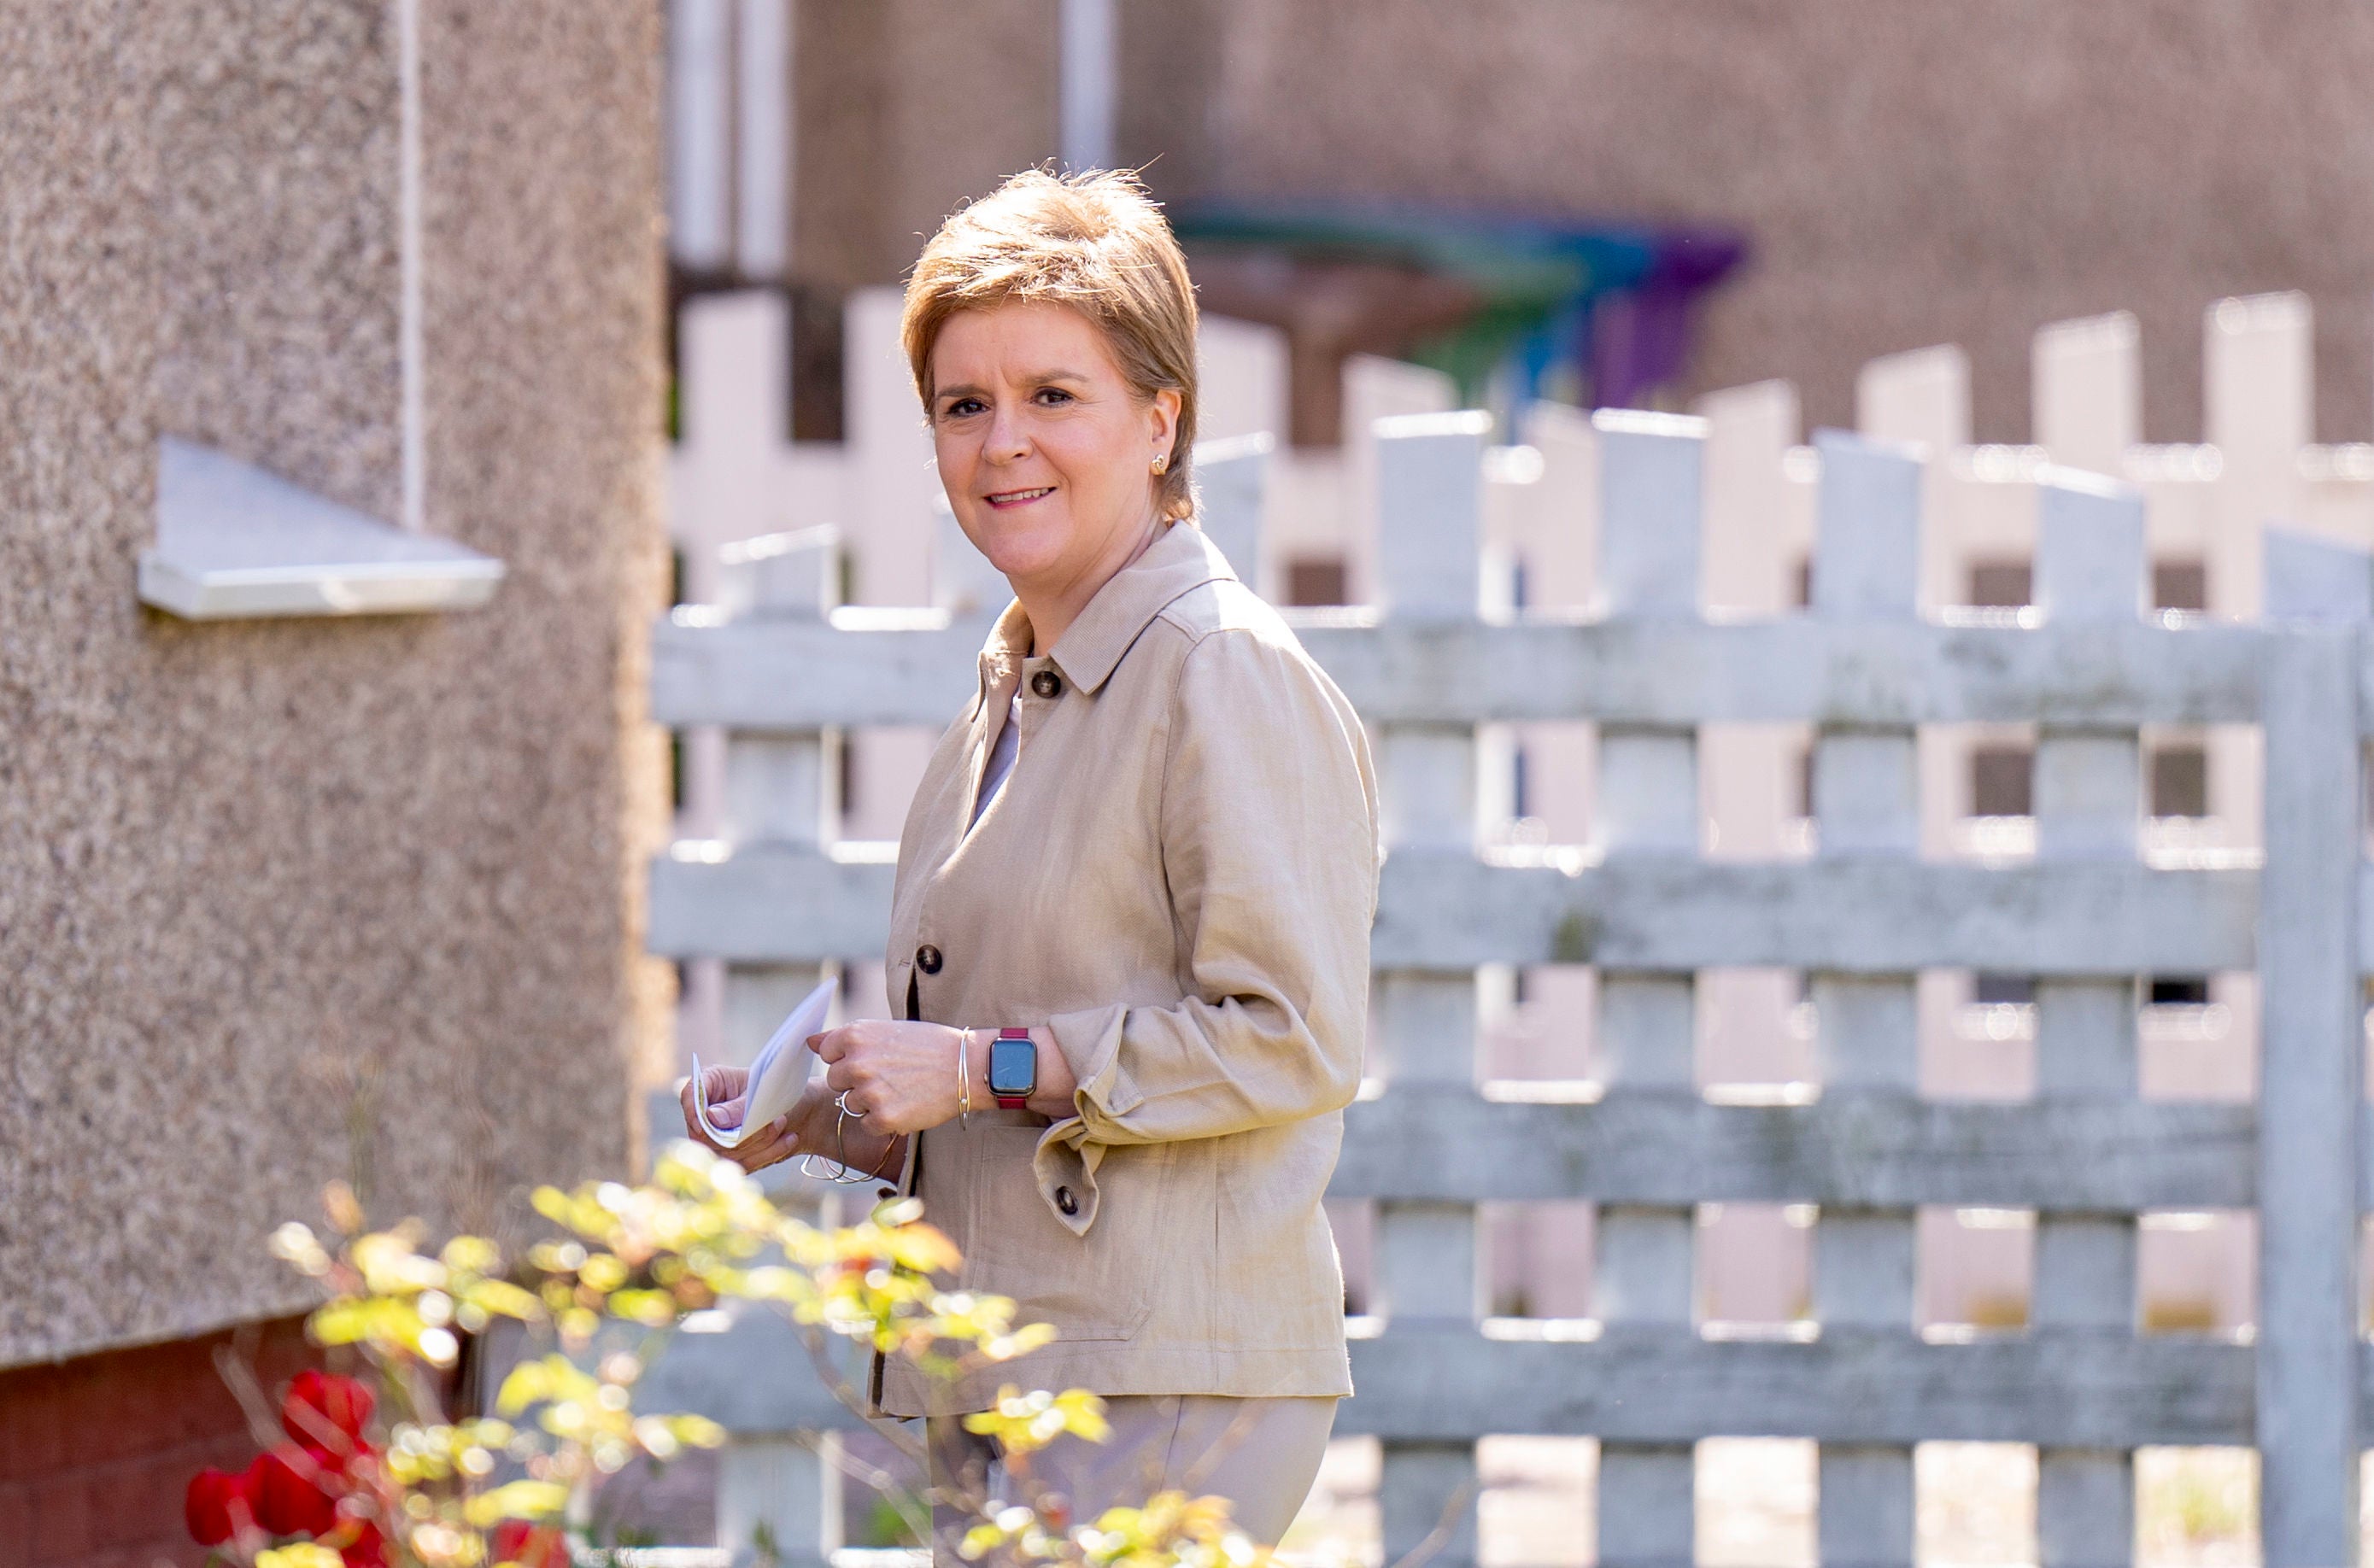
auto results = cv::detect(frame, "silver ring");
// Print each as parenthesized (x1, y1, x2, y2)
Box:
(835, 1090, 859, 1119)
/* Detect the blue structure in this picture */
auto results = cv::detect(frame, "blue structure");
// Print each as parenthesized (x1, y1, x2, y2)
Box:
(1173, 199, 1748, 412)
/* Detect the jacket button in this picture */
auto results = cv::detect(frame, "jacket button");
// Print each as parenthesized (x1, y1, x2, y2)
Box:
(916, 944, 942, 974)
(1030, 670, 1063, 699)
(1055, 1185, 1079, 1217)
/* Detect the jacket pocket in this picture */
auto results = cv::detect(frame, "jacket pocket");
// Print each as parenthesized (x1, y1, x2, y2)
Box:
(963, 1126, 1171, 1342)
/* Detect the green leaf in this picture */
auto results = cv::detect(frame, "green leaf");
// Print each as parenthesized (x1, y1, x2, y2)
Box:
(463, 1478, 571, 1527)
(494, 1360, 553, 1416)
(606, 1289, 678, 1326)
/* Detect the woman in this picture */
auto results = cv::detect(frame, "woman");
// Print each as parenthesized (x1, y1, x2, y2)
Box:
(682, 169, 1377, 1545)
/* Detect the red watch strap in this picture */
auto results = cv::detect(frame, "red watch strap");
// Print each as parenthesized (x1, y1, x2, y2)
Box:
(993, 1027, 1034, 1109)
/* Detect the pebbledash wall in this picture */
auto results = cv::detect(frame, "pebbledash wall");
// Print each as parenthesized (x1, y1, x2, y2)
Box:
(0, 2, 668, 1552)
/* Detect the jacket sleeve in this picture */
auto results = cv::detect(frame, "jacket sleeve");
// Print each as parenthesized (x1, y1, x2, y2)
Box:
(1031, 625, 1380, 1234)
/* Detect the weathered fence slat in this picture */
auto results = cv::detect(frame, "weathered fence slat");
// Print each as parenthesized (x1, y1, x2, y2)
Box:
(2030, 468, 2148, 1568)
(650, 845, 897, 962)
(1807, 429, 1923, 1565)
(712, 530, 844, 1565)
(2256, 531, 2368, 1564)
(1368, 854, 2259, 974)
(1329, 1092, 2254, 1208)
(637, 1308, 870, 1432)
(654, 846, 2260, 974)
(1191, 432, 1270, 585)
(1590, 410, 1706, 1567)
(652, 612, 2270, 732)
(1368, 411, 1493, 1568)
(1334, 1331, 2256, 1448)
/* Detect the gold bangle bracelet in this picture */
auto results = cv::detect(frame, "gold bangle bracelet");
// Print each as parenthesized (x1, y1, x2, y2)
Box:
(955, 1027, 973, 1129)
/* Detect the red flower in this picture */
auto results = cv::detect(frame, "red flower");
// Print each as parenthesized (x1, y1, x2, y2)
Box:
(338, 1520, 391, 1568)
(282, 1369, 376, 1451)
(184, 1466, 252, 1547)
(249, 1446, 342, 1538)
(490, 1519, 569, 1568)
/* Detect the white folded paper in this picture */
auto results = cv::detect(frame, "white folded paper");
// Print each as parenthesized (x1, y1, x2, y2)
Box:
(689, 975, 836, 1148)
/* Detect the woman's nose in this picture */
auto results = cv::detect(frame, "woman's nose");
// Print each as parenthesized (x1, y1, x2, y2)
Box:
(984, 407, 1031, 462)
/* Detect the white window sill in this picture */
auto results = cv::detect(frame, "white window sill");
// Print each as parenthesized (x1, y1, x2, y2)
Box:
(138, 437, 504, 619)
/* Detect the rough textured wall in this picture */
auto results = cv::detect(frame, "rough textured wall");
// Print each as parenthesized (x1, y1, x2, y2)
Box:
(1121, 0, 2374, 443)
(794, 0, 1058, 290)
(0, 0, 670, 1367)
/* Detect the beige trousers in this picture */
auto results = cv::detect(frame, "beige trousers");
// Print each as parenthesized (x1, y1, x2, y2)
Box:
(925, 1395, 1338, 1557)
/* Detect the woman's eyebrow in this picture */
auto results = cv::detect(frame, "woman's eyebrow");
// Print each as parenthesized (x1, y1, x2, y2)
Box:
(936, 367, 1092, 402)
(997, 366, 1094, 386)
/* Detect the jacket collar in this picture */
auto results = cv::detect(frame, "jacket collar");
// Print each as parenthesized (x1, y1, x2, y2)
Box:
(976, 522, 1236, 697)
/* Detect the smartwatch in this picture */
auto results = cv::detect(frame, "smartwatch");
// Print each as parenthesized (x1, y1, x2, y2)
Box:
(987, 1027, 1037, 1109)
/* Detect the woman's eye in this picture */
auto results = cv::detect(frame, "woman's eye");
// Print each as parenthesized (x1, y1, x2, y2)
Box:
(1034, 387, 1076, 406)
(943, 397, 986, 418)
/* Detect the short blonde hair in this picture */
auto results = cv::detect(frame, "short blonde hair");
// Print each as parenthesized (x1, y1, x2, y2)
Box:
(902, 169, 1199, 522)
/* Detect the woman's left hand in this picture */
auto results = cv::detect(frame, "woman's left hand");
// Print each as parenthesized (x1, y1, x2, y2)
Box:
(811, 1019, 969, 1135)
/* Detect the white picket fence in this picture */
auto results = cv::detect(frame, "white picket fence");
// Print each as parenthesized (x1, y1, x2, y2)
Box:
(640, 402, 2374, 1567)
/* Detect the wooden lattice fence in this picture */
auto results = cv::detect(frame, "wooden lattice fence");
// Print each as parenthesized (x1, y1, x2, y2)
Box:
(641, 412, 2372, 1568)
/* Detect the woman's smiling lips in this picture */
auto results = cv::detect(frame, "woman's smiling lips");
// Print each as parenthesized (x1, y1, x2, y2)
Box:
(985, 485, 1056, 508)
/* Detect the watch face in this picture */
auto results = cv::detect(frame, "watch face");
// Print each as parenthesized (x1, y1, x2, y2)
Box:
(988, 1035, 1036, 1098)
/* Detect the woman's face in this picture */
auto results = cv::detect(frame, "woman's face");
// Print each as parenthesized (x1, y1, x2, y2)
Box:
(929, 300, 1181, 603)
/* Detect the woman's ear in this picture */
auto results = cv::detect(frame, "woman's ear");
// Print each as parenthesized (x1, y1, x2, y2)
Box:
(1148, 387, 1182, 463)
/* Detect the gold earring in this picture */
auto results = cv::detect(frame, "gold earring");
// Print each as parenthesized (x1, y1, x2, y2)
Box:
(1152, 454, 1168, 475)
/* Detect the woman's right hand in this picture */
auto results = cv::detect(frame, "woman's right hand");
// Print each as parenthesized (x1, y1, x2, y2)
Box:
(678, 1065, 811, 1173)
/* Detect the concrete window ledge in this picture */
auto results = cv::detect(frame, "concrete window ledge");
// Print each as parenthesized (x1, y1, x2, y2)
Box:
(138, 436, 505, 619)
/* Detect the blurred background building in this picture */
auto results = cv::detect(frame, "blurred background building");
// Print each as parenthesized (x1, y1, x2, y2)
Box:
(677, 0, 2374, 448)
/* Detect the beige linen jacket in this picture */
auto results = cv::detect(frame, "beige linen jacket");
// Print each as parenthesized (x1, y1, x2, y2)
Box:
(876, 520, 1379, 1418)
